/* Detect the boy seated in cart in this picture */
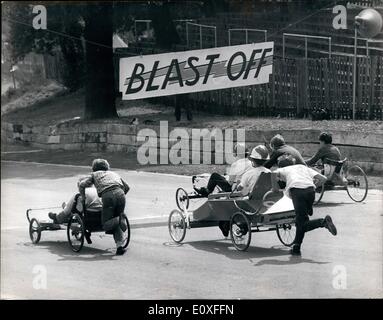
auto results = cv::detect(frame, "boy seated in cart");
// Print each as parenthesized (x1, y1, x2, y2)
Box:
(235, 145, 271, 196)
(264, 134, 306, 169)
(194, 143, 253, 197)
(217, 145, 270, 236)
(48, 178, 102, 244)
(305, 132, 346, 187)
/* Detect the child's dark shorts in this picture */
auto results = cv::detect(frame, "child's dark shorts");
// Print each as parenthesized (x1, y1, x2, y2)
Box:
(101, 187, 126, 233)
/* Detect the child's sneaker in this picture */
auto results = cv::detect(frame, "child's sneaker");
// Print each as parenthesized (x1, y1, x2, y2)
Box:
(323, 215, 337, 235)
(195, 187, 209, 197)
(48, 212, 59, 224)
(116, 246, 126, 255)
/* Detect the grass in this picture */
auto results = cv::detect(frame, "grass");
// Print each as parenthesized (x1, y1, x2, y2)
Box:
(2, 89, 383, 133)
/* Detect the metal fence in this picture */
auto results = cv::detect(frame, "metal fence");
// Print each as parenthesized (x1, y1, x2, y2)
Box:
(186, 56, 383, 120)
(185, 22, 217, 49)
(282, 33, 332, 59)
(228, 28, 268, 46)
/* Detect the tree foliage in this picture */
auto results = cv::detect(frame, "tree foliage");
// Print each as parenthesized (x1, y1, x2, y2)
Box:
(149, 1, 180, 49)
(4, 2, 120, 118)
(83, 3, 117, 119)
(3, 2, 85, 91)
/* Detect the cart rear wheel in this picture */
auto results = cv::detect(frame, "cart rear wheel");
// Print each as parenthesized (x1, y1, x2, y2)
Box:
(176, 188, 189, 210)
(29, 218, 41, 244)
(230, 212, 251, 251)
(121, 215, 131, 249)
(168, 209, 186, 243)
(276, 223, 296, 247)
(67, 213, 85, 252)
(314, 182, 325, 205)
(346, 165, 368, 202)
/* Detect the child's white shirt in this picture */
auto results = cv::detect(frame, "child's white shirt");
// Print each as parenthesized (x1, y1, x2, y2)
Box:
(239, 166, 271, 195)
(274, 164, 319, 196)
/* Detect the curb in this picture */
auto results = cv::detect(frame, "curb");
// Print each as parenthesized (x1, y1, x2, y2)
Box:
(1, 160, 192, 179)
(130, 217, 168, 229)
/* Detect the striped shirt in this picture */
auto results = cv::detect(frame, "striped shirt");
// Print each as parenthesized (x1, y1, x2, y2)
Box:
(79, 171, 130, 196)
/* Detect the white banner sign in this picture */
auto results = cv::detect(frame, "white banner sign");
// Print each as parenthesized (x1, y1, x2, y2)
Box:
(119, 42, 274, 100)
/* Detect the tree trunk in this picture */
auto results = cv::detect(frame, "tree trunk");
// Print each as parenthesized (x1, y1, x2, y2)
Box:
(83, 3, 117, 119)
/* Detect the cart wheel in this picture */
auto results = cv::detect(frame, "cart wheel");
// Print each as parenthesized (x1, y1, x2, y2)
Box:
(67, 213, 85, 252)
(168, 209, 186, 243)
(176, 188, 189, 210)
(276, 223, 296, 247)
(121, 215, 131, 249)
(345, 165, 368, 202)
(314, 182, 325, 205)
(29, 218, 42, 244)
(230, 212, 251, 251)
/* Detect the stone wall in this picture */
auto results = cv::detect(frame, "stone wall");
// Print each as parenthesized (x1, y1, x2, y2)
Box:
(2, 120, 383, 173)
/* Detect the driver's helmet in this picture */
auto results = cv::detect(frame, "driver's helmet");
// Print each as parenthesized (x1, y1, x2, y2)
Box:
(249, 145, 270, 161)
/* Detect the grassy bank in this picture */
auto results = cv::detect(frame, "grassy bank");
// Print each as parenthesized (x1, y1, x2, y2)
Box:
(2, 89, 383, 133)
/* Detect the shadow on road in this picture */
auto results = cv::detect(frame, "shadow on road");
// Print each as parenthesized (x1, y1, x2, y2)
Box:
(185, 240, 330, 265)
(185, 239, 290, 260)
(314, 202, 348, 208)
(253, 256, 330, 266)
(24, 240, 116, 261)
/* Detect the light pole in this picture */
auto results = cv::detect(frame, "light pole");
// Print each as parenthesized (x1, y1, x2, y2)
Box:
(10, 65, 18, 90)
(352, 23, 358, 121)
(352, 8, 382, 120)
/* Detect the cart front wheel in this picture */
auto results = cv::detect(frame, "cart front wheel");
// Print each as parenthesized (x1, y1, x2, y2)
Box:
(168, 209, 186, 243)
(276, 223, 296, 247)
(230, 212, 251, 251)
(67, 213, 85, 252)
(346, 165, 368, 202)
(176, 188, 189, 211)
(29, 218, 41, 244)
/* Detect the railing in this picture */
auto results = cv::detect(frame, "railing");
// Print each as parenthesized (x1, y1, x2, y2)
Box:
(228, 28, 268, 46)
(186, 22, 217, 49)
(282, 33, 332, 59)
(185, 56, 383, 120)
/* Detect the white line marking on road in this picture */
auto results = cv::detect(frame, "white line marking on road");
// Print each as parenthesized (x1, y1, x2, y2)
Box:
(1, 160, 192, 179)
(1, 150, 43, 154)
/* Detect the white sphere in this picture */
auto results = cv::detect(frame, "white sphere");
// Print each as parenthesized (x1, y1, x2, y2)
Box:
(355, 8, 383, 38)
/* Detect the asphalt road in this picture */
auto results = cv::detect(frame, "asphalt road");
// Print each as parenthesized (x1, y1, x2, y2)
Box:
(1, 161, 382, 299)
